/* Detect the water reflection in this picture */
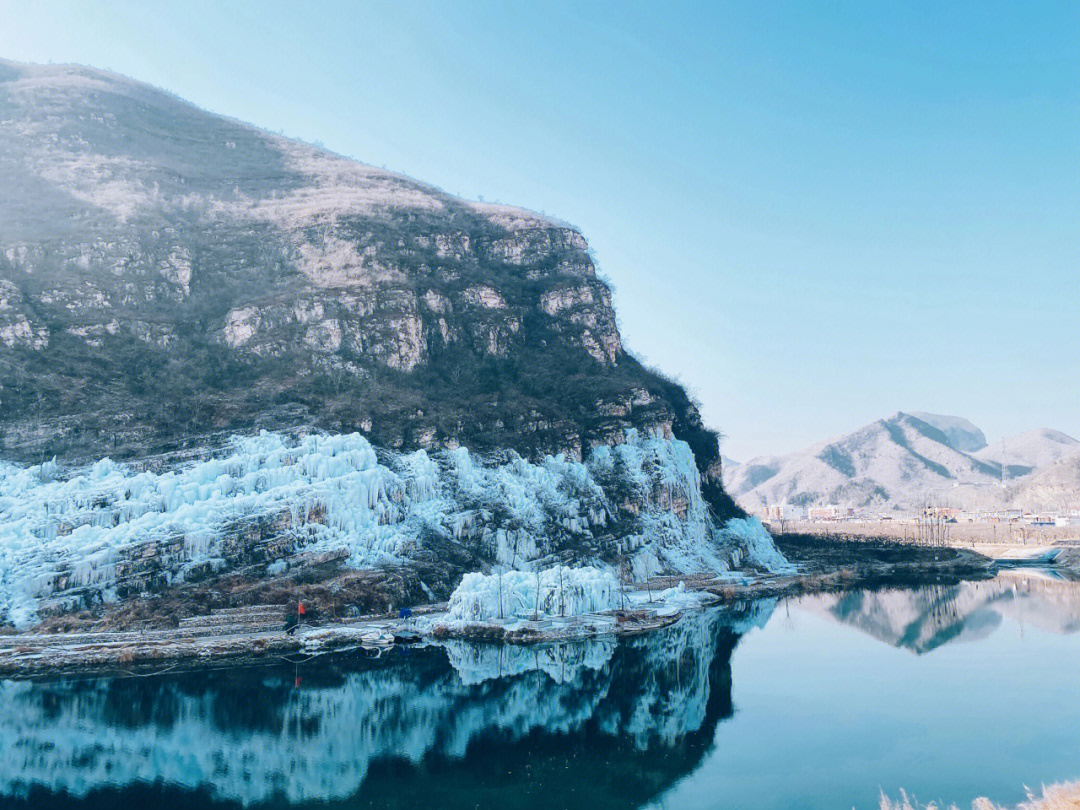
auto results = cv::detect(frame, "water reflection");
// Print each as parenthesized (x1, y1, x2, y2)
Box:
(0, 601, 774, 809)
(807, 569, 1080, 653)
(5, 572, 1080, 810)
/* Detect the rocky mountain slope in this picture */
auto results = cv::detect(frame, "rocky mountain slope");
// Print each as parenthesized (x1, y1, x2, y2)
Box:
(0, 59, 778, 626)
(1010, 448, 1080, 512)
(728, 411, 1079, 511)
(0, 59, 723, 481)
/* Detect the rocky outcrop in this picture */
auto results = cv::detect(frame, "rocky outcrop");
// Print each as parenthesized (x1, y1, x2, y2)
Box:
(0, 60, 731, 517)
(0, 60, 762, 625)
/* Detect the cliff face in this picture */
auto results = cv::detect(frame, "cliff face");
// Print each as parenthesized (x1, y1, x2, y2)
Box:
(0, 61, 772, 624)
(0, 58, 735, 515)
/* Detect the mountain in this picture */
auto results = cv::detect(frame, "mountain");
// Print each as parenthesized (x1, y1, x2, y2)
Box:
(1010, 448, 1080, 512)
(908, 412, 987, 453)
(729, 411, 1080, 511)
(0, 59, 723, 481)
(972, 428, 1079, 474)
(720, 455, 739, 478)
(728, 412, 1002, 510)
(0, 60, 784, 626)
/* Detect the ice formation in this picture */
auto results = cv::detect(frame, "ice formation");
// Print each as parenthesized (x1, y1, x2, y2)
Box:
(445, 566, 621, 623)
(722, 516, 797, 574)
(0, 429, 789, 626)
(440, 638, 615, 685)
(650, 581, 715, 616)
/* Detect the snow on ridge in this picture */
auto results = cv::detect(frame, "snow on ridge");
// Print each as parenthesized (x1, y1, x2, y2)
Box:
(0, 429, 788, 627)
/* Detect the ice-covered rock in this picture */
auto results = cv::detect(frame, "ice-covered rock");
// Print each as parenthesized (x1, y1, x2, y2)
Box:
(649, 582, 714, 616)
(445, 566, 620, 623)
(722, 516, 796, 574)
(0, 429, 790, 627)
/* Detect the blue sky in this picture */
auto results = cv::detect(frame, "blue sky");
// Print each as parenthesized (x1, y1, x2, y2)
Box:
(2, 1, 1077, 460)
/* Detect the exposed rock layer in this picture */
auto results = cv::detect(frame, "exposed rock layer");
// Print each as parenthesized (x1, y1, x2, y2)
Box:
(0, 59, 735, 522)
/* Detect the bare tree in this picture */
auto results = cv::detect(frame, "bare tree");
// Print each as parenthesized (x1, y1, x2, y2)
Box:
(915, 505, 951, 547)
(496, 566, 505, 620)
(557, 566, 566, 617)
(532, 560, 544, 621)
(617, 548, 630, 611)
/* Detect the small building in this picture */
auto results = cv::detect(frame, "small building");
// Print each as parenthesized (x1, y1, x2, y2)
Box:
(761, 504, 807, 522)
(807, 505, 854, 521)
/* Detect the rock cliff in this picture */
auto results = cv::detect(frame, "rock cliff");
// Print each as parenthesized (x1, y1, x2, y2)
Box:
(0, 60, 770, 624)
(0, 59, 734, 508)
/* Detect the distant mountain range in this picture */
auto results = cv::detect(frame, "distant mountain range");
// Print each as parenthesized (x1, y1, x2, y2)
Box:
(726, 412, 1080, 512)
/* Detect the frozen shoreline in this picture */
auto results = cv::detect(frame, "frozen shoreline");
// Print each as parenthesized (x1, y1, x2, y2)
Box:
(0, 582, 715, 677)
(0, 546, 995, 678)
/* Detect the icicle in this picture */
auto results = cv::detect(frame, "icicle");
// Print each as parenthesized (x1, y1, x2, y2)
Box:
(0, 429, 789, 627)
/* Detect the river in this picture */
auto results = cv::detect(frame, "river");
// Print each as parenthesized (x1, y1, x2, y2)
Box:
(2, 569, 1079, 809)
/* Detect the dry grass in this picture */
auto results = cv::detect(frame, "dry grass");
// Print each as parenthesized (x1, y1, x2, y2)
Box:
(881, 782, 1080, 810)
(27, 563, 452, 634)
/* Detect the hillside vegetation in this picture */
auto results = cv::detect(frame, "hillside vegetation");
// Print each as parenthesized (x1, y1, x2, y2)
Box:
(0, 59, 737, 516)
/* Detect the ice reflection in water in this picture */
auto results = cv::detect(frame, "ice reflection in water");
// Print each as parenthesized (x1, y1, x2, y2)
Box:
(4, 571, 1080, 810)
(0, 601, 773, 809)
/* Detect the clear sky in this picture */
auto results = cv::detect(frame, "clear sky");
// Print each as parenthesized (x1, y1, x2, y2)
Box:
(2, 0, 1077, 460)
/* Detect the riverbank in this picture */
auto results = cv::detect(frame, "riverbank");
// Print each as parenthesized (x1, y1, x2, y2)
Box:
(0, 536, 999, 678)
(774, 527, 1080, 574)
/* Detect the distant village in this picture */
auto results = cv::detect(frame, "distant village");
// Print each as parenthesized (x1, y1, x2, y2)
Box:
(756, 505, 1075, 542)
(757, 503, 1078, 529)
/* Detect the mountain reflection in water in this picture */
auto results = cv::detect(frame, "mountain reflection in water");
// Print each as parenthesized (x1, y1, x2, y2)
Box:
(4, 571, 1080, 810)
(808, 569, 1080, 653)
(0, 602, 774, 810)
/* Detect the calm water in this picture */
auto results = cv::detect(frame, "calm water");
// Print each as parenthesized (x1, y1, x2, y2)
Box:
(3, 570, 1080, 810)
